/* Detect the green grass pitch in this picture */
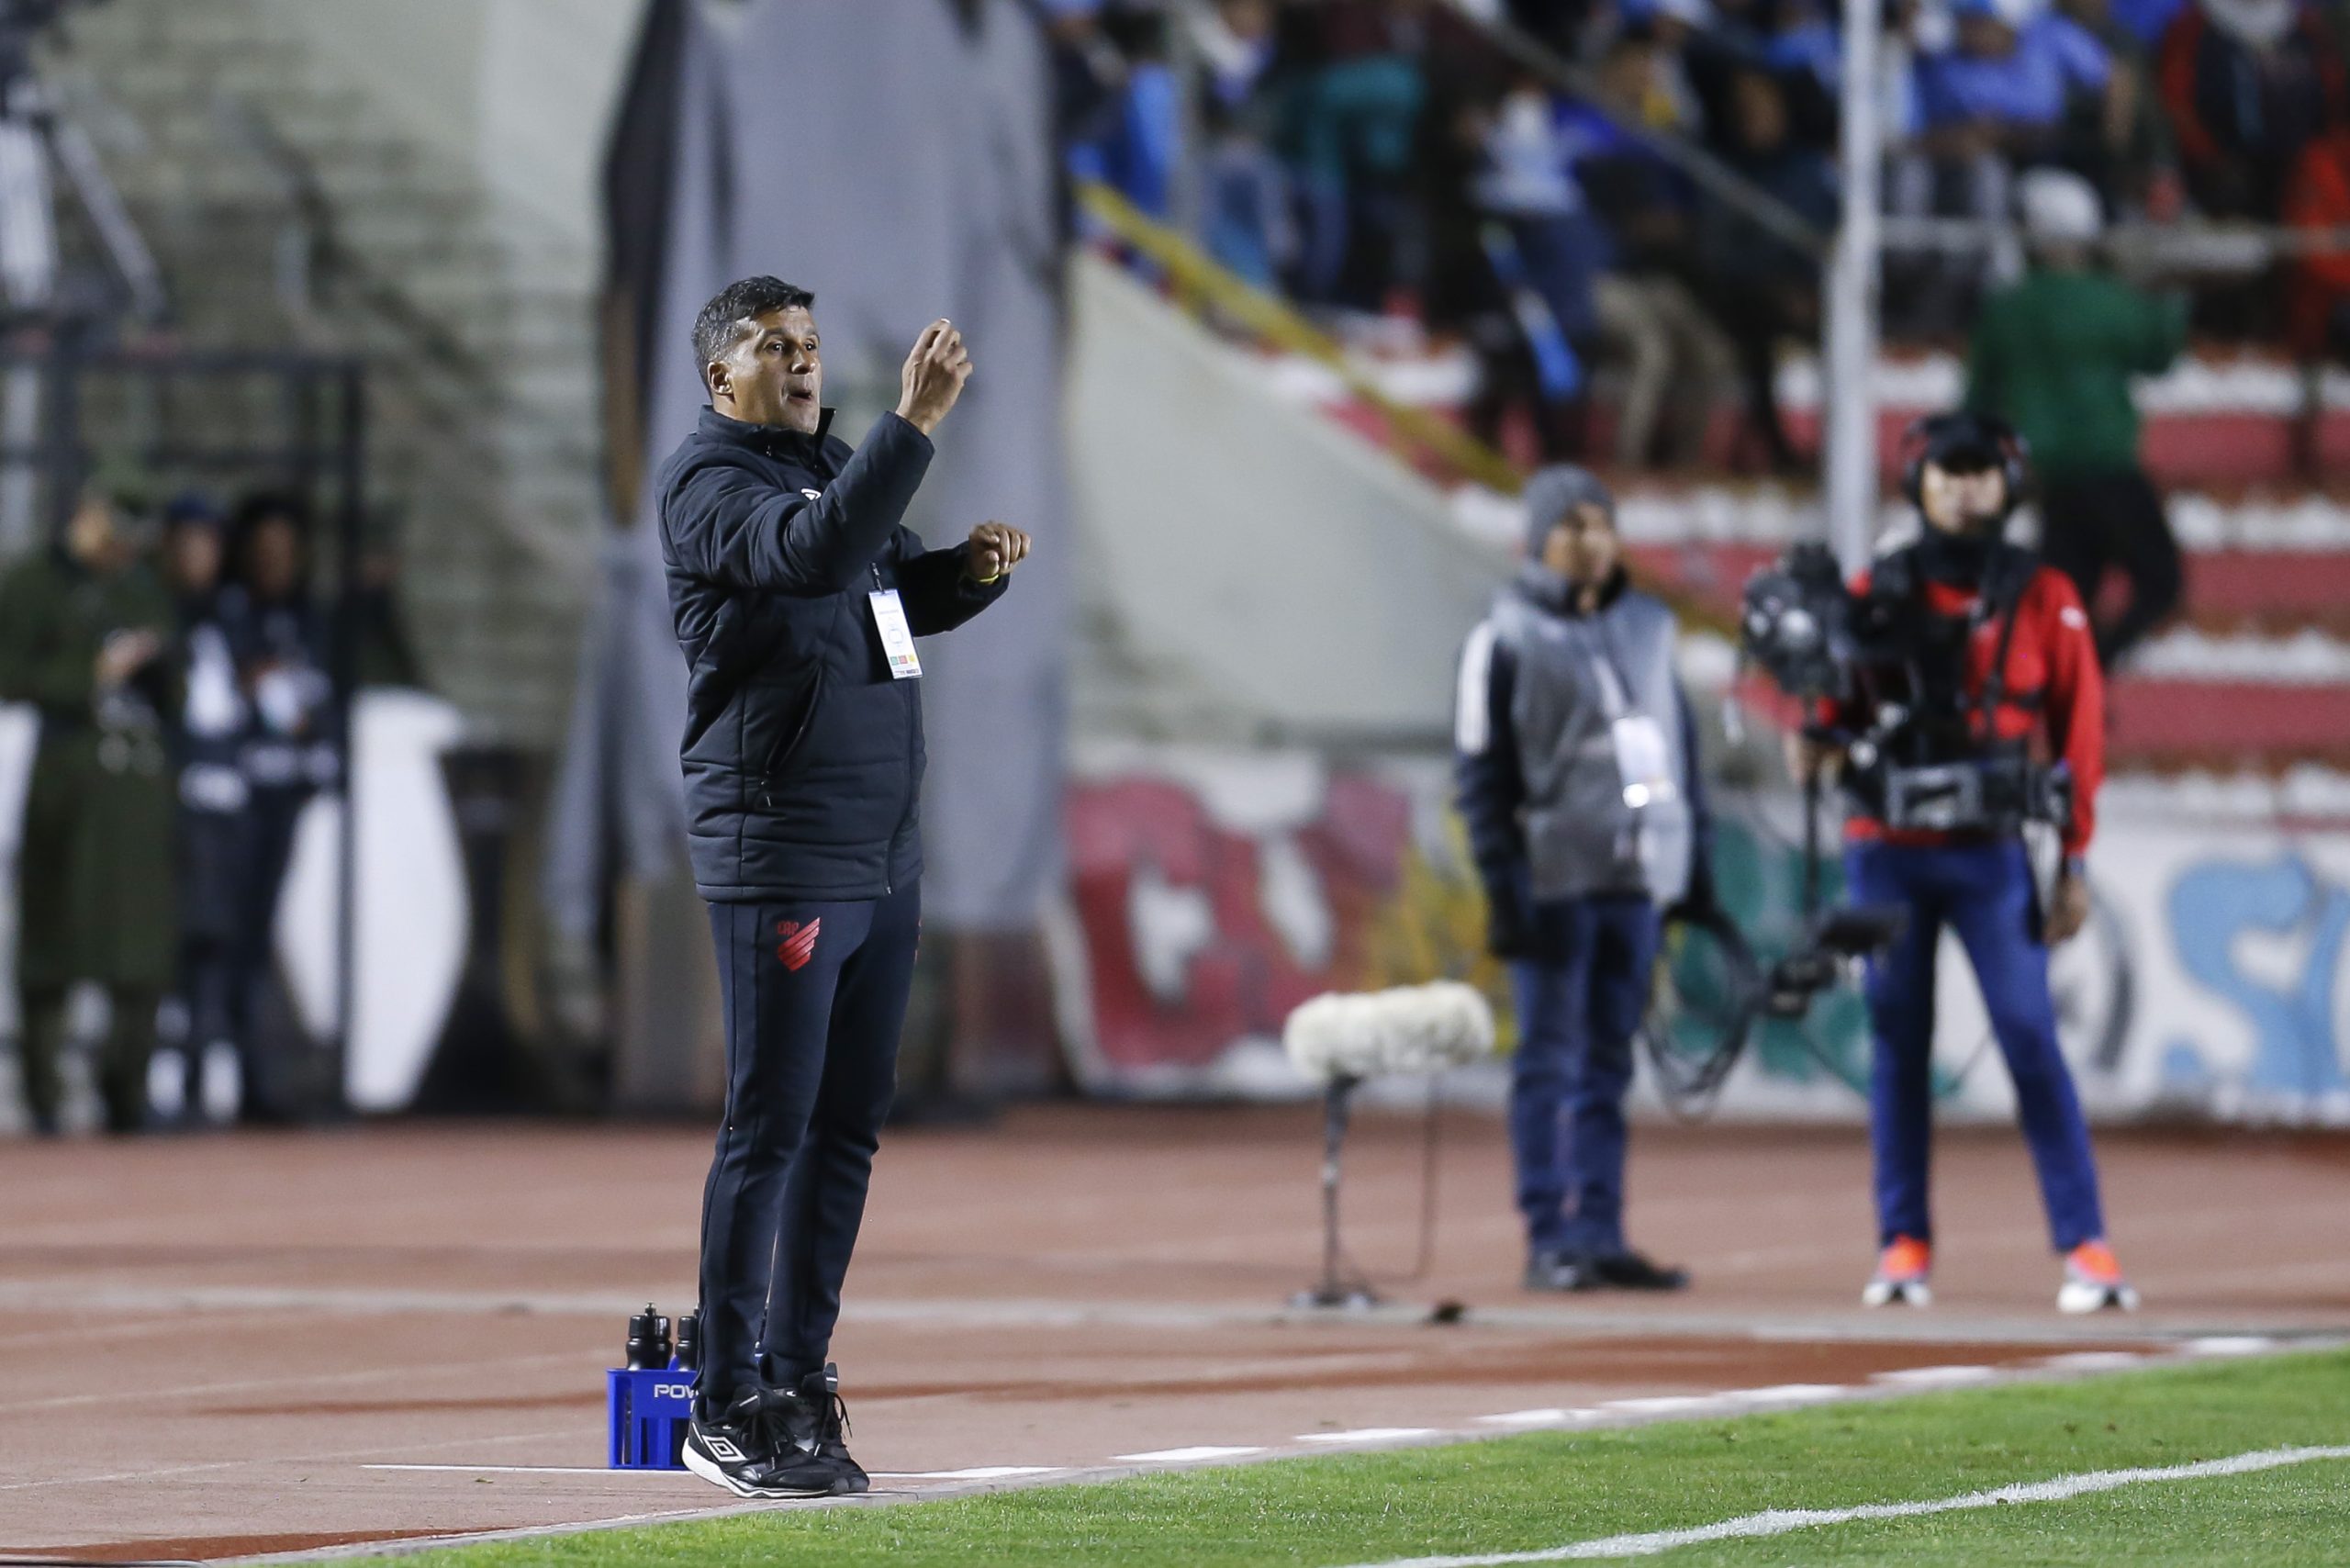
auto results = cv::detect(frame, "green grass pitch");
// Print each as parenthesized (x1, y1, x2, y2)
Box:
(398, 1347, 2350, 1567)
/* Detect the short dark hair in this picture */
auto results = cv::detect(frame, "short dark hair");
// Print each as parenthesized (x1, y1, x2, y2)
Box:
(692, 276, 815, 386)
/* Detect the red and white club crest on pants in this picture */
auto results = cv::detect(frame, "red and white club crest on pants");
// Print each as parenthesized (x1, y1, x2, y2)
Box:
(776, 919, 822, 972)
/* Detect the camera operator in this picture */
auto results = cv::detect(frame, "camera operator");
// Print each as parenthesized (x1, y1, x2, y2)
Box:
(1796, 413, 2136, 1314)
(1456, 466, 1710, 1295)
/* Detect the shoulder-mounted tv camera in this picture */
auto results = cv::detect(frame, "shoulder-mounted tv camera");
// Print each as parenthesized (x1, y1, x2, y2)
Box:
(1736, 539, 1902, 705)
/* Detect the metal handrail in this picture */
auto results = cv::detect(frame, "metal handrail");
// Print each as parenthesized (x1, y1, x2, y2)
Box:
(1882, 213, 2350, 263)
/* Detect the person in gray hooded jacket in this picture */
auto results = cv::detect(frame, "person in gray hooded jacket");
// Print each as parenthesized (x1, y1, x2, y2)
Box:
(1455, 465, 1713, 1293)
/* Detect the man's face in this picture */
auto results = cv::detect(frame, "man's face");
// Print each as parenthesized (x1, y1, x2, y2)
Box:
(1919, 460, 2009, 533)
(64, 493, 122, 569)
(169, 524, 223, 595)
(708, 306, 822, 433)
(1733, 72, 1787, 151)
(244, 515, 305, 599)
(1539, 502, 1619, 586)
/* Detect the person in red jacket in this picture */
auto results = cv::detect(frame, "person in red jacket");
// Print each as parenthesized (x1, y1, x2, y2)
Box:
(2286, 129, 2350, 362)
(1799, 414, 2137, 1315)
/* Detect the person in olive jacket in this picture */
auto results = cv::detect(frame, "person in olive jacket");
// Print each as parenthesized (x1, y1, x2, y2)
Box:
(655, 275, 1029, 1500)
(0, 487, 178, 1135)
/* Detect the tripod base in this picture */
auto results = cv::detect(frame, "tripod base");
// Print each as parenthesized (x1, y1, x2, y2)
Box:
(1290, 1282, 1381, 1311)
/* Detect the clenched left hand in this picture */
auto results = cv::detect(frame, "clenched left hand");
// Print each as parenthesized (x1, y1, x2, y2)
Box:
(967, 521, 1032, 583)
(2044, 869, 2092, 946)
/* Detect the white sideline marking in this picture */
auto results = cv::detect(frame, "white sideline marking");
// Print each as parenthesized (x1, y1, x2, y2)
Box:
(361, 1462, 1062, 1481)
(364, 1464, 694, 1476)
(1115, 1446, 1268, 1463)
(2042, 1351, 2148, 1372)
(2188, 1336, 2278, 1357)
(1721, 1384, 1850, 1405)
(1475, 1409, 1598, 1428)
(1875, 1364, 1996, 1387)
(1330, 1444, 2350, 1568)
(1602, 1396, 1727, 1416)
(1299, 1428, 1442, 1445)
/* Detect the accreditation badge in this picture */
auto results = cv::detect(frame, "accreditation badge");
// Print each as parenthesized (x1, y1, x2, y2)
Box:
(869, 588, 923, 679)
(1609, 714, 1677, 810)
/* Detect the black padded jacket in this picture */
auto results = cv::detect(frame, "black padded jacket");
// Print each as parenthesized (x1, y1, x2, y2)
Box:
(655, 406, 1008, 902)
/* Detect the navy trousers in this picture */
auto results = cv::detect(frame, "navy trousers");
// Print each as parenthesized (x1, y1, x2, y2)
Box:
(697, 884, 920, 1414)
(1845, 839, 2106, 1253)
(1507, 891, 1662, 1256)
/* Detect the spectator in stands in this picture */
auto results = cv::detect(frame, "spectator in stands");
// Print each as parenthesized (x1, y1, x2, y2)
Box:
(1065, 6, 1179, 222)
(161, 495, 249, 1129)
(218, 492, 340, 1123)
(1702, 68, 1836, 472)
(1192, 0, 1294, 286)
(0, 485, 177, 1136)
(1632, 0, 1718, 140)
(1571, 35, 1739, 468)
(1043, 0, 1131, 201)
(2284, 125, 2350, 468)
(1423, 71, 1595, 462)
(2157, 0, 2347, 219)
(2056, 0, 2182, 212)
(1967, 169, 2188, 669)
(1895, 0, 2113, 324)
(1282, 0, 1439, 310)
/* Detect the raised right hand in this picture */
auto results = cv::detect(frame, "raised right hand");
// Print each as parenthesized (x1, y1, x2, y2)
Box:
(896, 319, 971, 436)
(94, 630, 162, 691)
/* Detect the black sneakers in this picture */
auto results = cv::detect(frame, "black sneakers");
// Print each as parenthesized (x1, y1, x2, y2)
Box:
(682, 1383, 863, 1498)
(1524, 1248, 1593, 1293)
(1585, 1249, 1691, 1292)
(795, 1363, 869, 1494)
(1523, 1246, 1691, 1294)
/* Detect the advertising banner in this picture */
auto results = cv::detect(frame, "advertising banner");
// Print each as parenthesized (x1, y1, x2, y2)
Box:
(1052, 740, 2350, 1125)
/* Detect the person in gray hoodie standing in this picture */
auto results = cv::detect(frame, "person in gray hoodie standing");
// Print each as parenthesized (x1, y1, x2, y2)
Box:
(1455, 466, 1712, 1293)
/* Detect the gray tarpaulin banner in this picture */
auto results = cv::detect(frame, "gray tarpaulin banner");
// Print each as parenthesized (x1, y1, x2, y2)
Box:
(546, 0, 1069, 937)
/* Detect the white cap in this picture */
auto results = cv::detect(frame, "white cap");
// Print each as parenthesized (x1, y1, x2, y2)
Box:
(2018, 168, 2104, 248)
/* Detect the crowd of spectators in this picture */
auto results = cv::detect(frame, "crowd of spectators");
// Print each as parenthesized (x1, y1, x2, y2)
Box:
(1043, 0, 2350, 473)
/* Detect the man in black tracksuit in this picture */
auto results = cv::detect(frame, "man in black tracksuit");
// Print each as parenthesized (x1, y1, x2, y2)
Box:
(656, 275, 1029, 1499)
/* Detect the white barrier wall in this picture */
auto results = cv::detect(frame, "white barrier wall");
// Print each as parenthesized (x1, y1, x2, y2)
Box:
(1049, 740, 2350, 1125)
(0, 692, 469, 1118)
(1067, 253, 1505, 738)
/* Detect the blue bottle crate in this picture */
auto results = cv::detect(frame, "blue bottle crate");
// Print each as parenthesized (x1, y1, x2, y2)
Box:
(607, 1365, 697, 1470)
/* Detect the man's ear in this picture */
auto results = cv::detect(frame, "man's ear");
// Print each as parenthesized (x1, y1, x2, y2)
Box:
(704, 360, 731, 403)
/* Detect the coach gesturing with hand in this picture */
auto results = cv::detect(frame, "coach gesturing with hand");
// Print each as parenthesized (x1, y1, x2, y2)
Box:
(656, 276, 1029, 1499)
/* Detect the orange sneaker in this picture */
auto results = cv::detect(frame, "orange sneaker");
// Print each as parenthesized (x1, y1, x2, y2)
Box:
(1862, 1236, 1933, 1307)
(2058, 1240, 2140, 1314)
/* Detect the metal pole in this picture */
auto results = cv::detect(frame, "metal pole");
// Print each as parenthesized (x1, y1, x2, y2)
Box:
(1825, 0, 1884, 572)
(1166, 0, 1206, 243)
(328, 362, 364, 1118)
(1319, 1078, 1348, 1297)
(42, 322, 76, 538)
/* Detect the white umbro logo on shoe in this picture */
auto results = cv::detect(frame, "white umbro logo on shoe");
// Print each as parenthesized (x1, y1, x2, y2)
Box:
(703, 1435, 745, 1462)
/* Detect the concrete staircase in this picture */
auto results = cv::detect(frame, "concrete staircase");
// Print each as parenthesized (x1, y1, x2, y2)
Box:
(39, 0, 604, 747)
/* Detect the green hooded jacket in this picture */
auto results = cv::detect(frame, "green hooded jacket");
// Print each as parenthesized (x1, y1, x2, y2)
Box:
(1964, 266, 2188, 482)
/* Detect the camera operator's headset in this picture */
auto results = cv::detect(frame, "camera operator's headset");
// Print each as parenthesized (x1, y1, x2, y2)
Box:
(1897, 411, 2030, 520)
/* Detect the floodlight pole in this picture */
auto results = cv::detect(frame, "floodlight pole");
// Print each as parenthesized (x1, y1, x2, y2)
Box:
(1825, 0, 1885, 573)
